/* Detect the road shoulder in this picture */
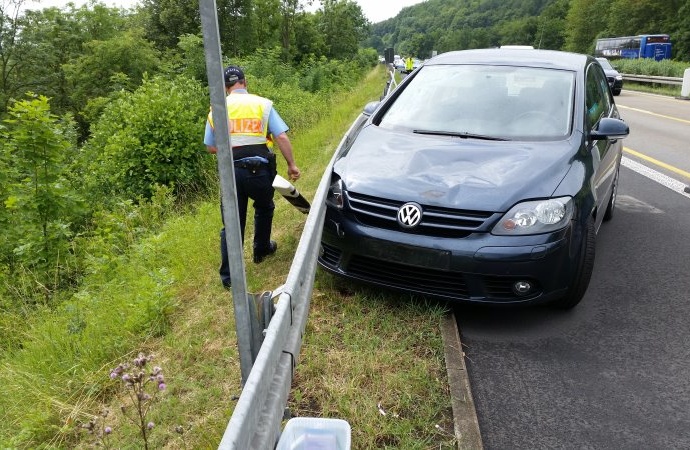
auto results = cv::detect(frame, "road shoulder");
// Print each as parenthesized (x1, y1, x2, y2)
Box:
(441, 312, 483, 449)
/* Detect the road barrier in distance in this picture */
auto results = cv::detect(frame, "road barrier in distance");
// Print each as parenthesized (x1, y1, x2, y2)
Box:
(622, 73, 682, 85)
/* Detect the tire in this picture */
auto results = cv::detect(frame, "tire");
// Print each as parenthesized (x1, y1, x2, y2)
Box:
(551, 217, 596, 309)
(603, 167, 619, 222)
(613, 89, 621, 96)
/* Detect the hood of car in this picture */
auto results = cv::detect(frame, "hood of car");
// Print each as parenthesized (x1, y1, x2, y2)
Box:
(335, 125, 578, 212)
(602, 68, 620, 77)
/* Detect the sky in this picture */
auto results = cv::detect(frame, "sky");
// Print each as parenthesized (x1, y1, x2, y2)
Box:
(23, 0, 427, 23)
(311, 0, 427, 23)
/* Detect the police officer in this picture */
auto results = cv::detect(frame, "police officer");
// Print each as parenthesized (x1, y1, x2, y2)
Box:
(405, 56, 414, 74)
(204, 66, 301, 289)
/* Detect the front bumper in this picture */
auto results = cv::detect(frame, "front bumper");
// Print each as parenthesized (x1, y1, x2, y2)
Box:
(318, 208, 581, 305)
(607, 77, 623, 92)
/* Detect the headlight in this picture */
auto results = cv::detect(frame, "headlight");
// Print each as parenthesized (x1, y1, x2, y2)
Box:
(615, 75, 623, 81)
(326, 176, 344, 209)
(492, 197, 573, 235)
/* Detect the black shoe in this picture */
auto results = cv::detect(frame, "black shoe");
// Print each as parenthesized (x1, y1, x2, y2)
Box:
(222, 280, 232, 289)
(253, 240, 277, 264)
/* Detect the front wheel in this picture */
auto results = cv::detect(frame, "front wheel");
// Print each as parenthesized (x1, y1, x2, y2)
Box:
(551, 217, 596, 309)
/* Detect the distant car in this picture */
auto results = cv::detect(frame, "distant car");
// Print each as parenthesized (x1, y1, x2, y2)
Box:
(596, 57, 623, 95)
(319, 48, 629, 309)
(393, 58, 405, 71)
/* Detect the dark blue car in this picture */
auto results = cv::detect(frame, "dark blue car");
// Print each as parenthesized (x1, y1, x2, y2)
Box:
(319, 49, 629, 308)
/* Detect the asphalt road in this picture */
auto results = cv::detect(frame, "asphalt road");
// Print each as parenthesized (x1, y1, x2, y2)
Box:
(455, 90, 690, 449)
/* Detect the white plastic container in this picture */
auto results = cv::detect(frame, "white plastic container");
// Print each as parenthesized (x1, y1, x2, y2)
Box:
(276, 417, 351, 450)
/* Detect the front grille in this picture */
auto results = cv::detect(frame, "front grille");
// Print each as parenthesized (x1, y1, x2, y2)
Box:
(347, 255, 470, 299)
(346, 192, 493, 238)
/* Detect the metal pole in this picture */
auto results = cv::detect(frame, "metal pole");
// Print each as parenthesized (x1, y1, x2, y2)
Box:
(199, 0, 255, 385)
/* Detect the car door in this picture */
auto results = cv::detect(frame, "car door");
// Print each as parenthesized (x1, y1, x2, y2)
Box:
(585, 62, 618, 231)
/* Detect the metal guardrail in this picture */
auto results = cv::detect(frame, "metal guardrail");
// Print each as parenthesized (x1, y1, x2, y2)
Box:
(621, 73, 683, 86)
(217, 112, 368, 449)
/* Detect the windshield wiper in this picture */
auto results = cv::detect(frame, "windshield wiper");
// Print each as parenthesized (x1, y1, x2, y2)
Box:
(413, 129, 509, 141)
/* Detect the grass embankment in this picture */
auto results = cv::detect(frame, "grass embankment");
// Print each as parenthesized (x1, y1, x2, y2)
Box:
(0, 65, 455, 449)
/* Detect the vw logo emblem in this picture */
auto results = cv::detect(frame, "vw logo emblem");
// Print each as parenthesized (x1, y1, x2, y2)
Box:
(397, 202, 422, 229)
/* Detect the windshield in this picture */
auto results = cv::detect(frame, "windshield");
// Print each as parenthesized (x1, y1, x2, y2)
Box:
(597, 58, 614, 70)
(379, 65, 575, 141)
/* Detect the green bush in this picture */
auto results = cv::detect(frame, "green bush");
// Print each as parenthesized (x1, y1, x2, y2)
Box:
(82, 75, 213, 203)
(612, 58, 689, 77)
(353, 47, 380, 69)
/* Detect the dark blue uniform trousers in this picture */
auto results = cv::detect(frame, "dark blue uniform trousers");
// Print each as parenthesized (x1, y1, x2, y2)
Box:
(219, 165, 275, 287)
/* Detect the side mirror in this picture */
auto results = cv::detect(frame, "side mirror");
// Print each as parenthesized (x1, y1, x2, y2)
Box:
(363, 101, 380, 117)
(590, 117, 629, 140)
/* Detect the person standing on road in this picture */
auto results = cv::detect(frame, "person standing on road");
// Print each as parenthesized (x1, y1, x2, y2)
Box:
(405, 56, 414, 74)
(204, 65, 301, 289)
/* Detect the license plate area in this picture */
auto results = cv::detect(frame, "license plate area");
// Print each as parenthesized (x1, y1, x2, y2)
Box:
(365, 241, 451, 270)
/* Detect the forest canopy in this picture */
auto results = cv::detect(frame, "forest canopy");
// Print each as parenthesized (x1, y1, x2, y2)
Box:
(367, 0, 690, 62)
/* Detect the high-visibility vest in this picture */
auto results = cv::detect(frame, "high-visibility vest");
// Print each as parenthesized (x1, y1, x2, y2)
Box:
(208, 93, 273, 147)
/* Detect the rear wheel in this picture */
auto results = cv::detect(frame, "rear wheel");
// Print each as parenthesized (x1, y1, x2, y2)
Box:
(551, 217, 595, 309)
(603, 167, 619, 222)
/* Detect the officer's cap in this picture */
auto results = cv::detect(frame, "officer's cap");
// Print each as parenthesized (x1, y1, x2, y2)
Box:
(224, 66, 245, 84)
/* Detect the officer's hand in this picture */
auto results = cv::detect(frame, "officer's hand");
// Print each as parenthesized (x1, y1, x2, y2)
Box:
(287, 164, 301, 181)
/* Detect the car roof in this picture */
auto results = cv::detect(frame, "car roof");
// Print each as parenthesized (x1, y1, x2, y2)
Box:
(426, 48, 589, 71)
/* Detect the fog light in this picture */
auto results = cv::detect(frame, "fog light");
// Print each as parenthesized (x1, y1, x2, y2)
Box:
(513, 280, 533, 296)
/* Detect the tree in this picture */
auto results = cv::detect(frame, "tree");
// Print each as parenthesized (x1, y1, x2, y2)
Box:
(318, 0, 368, 60)
(279, 0, 300, 61)
(252, 0, 282, 52)
(606, 0, 666, 36)
(217, 0, 254, 56)
(406, 32, 435, 59)
(670, 0, 690, 60)
(142, 0, 200, 49)
(13, 4, 129, 117)
(62, 30, 161, 134)
(0, 0, 28, 113)
(293, 11, 326, 62)
(564, 0, 610, 53)
(497, 17, 538, 47)
(535, 0, 568, 50)
(1, 94, 83, 296)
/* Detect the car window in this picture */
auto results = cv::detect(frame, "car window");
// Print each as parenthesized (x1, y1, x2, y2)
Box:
(378, 65, 575, 141)
(585, 63, 612, 129)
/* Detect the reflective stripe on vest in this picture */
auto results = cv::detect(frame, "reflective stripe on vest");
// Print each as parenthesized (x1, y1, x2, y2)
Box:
(208, 93, 273, 147)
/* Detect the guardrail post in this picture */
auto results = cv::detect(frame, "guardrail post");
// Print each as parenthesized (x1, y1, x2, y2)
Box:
(199, 0, 258, 385)
(681, 68, 690, 99)
(247, 291, 276, 361)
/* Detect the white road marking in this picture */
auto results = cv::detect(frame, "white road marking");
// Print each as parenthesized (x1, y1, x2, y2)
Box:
(622, 156, 690, 200)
